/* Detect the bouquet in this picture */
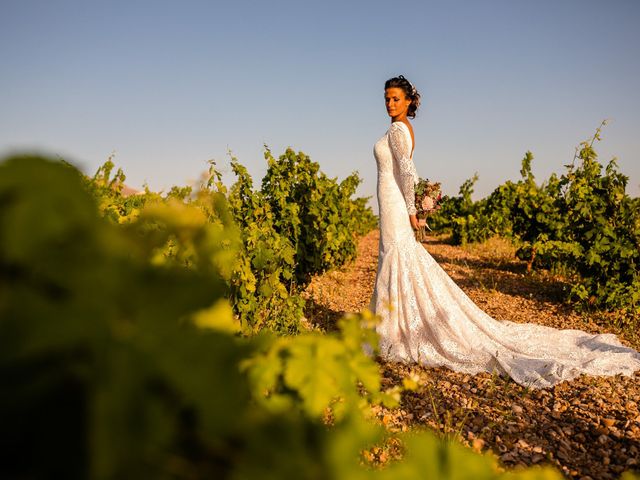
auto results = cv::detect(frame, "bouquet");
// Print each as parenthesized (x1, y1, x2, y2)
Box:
(414, 178, 442, 242)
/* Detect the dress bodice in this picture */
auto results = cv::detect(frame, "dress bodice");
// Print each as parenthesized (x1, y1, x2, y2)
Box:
(373, 122, 419, 215)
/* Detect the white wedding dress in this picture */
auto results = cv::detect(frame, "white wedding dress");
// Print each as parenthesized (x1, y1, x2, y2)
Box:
(369, 121, 640, 388)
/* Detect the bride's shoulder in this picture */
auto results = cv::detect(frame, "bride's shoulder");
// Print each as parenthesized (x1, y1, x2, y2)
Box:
(389, 121, 410, 131)
(388, 121, 412, 138)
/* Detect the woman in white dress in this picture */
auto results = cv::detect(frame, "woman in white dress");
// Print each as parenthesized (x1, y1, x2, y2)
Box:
(369, 75, 640, 389)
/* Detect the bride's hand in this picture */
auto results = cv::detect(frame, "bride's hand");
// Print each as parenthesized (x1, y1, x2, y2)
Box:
(409, 214, 419, 230)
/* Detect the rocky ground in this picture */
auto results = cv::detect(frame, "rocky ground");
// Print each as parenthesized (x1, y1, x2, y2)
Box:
(301, 230, 640, 479)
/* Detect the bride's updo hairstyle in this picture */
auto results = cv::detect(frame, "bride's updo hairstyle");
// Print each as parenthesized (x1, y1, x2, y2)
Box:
(384, 75, 421, 119)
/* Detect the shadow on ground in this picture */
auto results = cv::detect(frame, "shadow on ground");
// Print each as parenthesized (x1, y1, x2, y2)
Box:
(303, 296, 344, 332)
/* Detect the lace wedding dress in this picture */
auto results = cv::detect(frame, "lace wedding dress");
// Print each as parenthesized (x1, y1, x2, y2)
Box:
(369, 121, 640, 389)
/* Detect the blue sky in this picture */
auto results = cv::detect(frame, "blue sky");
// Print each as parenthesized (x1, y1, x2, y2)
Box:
(1, 0, 638, 211)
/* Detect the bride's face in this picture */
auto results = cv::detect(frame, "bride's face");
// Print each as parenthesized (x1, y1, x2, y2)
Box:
(385, 87, 411, 119)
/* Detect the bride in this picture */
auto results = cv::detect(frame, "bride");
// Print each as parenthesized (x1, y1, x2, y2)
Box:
(369, 75, 640, 389)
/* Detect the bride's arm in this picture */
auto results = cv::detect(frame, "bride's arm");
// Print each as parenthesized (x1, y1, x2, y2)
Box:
(389, 123, 418, 216)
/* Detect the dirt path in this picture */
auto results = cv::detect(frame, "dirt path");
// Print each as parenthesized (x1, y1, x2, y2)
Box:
(301, 230, 640, 479)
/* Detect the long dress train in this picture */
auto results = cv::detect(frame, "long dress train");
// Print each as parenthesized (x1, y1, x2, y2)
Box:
(368, 121, 640, 389)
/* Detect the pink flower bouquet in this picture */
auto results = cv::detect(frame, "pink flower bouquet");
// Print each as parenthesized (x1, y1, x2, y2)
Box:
(414, 178, 442, 242)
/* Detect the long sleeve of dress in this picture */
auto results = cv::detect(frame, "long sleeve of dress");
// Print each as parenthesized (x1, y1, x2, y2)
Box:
(388, 122, 418, 215)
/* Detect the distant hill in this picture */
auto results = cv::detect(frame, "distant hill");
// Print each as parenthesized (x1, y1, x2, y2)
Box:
(120, 184, 144, 197)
